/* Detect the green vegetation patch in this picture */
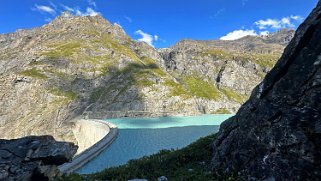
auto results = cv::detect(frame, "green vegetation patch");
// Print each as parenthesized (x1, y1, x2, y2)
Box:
(19, 68, 48, 79)
(89, 62, 163, 104)
(203, 49, 280, 68)
(141, 57, 166, 76)
(183, 76, 221, 100)
(56, 134, 223, 181)
(119, 62, 164, 88)
(49, 88, 78, 103)
(93, 34, 140, 62)
(164, 80, 190, 98)
(219, 87, 247, 103)
(164, 75, 222, 100)
(212, 108, 231, 114)
(42, 42, 82, 59)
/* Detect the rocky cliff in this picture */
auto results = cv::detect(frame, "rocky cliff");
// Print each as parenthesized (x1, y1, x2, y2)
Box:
(0, 136, 77, 181)
(159, 29, 294, 101)
(0, 11, 292, 143)
(212, 1, 321, 180)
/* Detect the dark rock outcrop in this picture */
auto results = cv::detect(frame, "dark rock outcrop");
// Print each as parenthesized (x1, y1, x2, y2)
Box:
(212, 1, 321, 180)
(0, 135, 77, 181)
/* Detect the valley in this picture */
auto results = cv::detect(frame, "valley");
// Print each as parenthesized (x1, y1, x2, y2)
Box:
(0, 0, 320, 180)
(0, 12, 293, 143)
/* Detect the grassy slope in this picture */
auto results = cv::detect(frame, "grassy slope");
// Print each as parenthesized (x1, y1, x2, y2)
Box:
(203, 48, 280, 69)
(55, 134, 240, 181)
(22, 30, 251, 112)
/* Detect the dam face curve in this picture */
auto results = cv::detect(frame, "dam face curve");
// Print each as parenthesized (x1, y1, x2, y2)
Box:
(59, 119, 118, 174)
(73, 119, 111, 154)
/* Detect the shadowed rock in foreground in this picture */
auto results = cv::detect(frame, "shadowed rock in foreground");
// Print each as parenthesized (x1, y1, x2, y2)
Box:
(0, 136, 77, 181)
(212, 2, 321, 180)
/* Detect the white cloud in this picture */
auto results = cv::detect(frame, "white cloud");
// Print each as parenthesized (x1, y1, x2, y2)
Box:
(154, 35, 159, 41)
(74, 7, 100, 16)
(33, 4, 56, 16)
(255, 15, 303, 30)
(86, 7, 99, 16)
(290, 15, 304, 21)
(260, 31, 270, 36)
(220, 14, 303, 41)
(59, 3, 100, 16)
(220, 29, 258, 40)
(135, 30, 158, 47)
(114, 22, 122, 28)
(125, 16, 133, 23)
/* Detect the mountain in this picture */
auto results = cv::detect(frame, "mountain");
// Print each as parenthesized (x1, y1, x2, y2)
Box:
(0, 11, 294, 143)
(60, 1, 321, 180)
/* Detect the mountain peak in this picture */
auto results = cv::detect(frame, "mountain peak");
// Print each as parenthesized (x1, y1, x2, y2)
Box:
(51, 11, 109, 25)
(264, 28, 295, 45)
(60, 11, 74, 18)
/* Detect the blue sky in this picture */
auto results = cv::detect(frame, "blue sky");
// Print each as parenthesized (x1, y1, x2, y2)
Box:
(0, 0, 318, 48)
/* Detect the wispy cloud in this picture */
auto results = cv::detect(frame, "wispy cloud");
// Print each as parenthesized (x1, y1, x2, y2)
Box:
(255, 15, 303, 30)
(210, 8, 225, 19)
(290, 15, 304, 21)
(135, 30, 158, 47)
(49, 1, 57, 10)
(45, 18, 52, 22)
(220, 29, 257, 40)
(88, 0, 97, 8)
(33, 1, 101, 21)
(125, 16, 133, 23)
(60, 5, 100, 17)
(60, 4, 75, 12)
(78, 7, 99, 16)
(154, 35, 159, 41)
(32, 4, 56, 16)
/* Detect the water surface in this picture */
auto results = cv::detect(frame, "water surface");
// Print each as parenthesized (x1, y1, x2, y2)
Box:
(76, 114, 233, 174)
(107, 114, 232, 129)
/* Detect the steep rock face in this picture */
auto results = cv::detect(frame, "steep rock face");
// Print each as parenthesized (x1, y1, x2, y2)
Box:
(212, 2, 321, 180)
(159, 30, 294, 97)
(0, 13, 134, 142)
(0, 136, 77, 181)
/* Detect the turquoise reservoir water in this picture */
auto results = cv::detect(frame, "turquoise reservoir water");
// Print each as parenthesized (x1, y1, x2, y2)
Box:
(76, 114, 233, 174)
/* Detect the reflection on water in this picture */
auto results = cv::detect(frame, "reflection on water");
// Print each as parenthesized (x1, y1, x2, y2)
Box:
(76, 114, 233, 174)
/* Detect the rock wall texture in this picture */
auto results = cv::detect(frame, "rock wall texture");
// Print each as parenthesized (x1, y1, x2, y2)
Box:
(212, 2, 321, 180)
(0, 136, 77, 181)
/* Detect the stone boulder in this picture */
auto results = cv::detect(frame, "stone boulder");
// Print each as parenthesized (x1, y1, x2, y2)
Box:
(212, 1, 321, 180)
(0, 135, 77, 181)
